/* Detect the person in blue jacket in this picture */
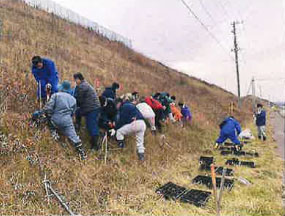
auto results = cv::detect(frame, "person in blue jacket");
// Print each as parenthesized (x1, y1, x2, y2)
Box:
(31, 56, 59, 102)
(112, 98, 146, 161)
(255, 104, 266, 141)
(178, 102, 192, 124)
(215, 116, 242, 151)
(101, 82, 120, 99)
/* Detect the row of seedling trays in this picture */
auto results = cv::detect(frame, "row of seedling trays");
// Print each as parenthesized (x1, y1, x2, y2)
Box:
(156, 142, 258, 207)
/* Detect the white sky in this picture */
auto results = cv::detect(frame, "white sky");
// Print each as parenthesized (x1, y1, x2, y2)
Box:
(53, 0, 285, 102)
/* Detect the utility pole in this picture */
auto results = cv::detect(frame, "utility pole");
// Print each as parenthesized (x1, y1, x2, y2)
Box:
(252, 77, 256, 113)
(232, 21, 241, 108)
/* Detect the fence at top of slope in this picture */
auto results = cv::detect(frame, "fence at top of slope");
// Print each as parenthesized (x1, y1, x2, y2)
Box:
(21, 0, 132, 48)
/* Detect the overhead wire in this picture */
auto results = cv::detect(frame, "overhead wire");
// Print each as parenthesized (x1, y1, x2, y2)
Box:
(179, 0, 234, 60)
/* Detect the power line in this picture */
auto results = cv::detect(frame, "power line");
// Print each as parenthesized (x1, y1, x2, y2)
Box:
(180, 0, 233, 60)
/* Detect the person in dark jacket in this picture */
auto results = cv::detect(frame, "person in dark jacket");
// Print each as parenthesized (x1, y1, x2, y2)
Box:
(215, 116, 242, 151)
(73, 73, 101, 151)
(101, 82, 120, 99)
(255, 104, 266, 141)
(31, 56, 59, 102)
(98, 96, 117, 131)
(114, 99, 146, 161)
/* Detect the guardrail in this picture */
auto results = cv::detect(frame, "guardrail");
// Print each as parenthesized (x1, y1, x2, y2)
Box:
(22, 0, 132, 48)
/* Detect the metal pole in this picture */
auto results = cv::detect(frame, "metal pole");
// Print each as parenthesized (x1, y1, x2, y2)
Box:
(104, 132, 108, 164)
(39, 81, 42, 109)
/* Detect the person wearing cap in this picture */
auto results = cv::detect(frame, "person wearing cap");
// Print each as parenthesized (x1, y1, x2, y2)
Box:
(102, 82, 120, 99)
(255, 103, 266, 141)
(32, 81, 87, 160)
(215, 116, 242, 151)
(114, 98, 146, 161)
(73, 73, 101, 151)
(58, 80, 73, 96)
(178, 102, 192, 125)
(31, 56, 59, 102)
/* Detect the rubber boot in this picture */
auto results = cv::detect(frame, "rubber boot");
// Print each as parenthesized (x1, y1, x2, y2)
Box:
(118, 140, 125, 149)
(137, 152, 145, 161)
(75, 143, 87, 160)
(90, 135, 100, 151)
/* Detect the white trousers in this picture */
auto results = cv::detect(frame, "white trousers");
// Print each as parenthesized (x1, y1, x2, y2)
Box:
(116, 120, 146, 153)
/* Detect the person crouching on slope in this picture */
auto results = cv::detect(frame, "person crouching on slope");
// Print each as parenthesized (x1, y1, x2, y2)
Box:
(215, 116, 242, 151)
(31, 56, 59, 104)
(101, 82, 120, 100)
(178, 102, 192, 126)
(136, 97, 157, 135)
(32, 81, 87, 160)
(114, 97, 146, 161)
(73, 73, 101, 151)
(255, 103, 266, 141)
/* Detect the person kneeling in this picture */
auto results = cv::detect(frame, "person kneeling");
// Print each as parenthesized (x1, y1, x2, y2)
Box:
(33, 81, 87, 160)
(115, 98, 146, 161)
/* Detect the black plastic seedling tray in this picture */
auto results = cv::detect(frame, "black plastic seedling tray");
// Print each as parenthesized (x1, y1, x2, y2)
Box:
(156, 182, 187, 200)
(218, 146, 236, 151)
(192, 175, 234, 190)
(156, 182, 212, 207)
(221, 150, 259, 157)
(225, 158, 255, 168)
(180, 189, 211, 207)
(199, 156, 214, 166)
(199, 164, 234, 176)
(215, 166, 234, 176)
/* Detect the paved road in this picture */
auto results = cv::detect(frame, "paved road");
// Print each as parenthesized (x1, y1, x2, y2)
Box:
(271, 111, 285, 160)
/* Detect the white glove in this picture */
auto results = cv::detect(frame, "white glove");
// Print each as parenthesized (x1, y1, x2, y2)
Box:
(109, 129, 116, 136)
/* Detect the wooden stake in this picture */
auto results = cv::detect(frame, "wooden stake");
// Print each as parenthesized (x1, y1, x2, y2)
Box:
(211, 164, 220, 216)
(218, 168, 226, 214)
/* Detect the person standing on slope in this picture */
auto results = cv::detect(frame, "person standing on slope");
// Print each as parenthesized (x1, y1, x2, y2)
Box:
(73, 73, 101, 151)
(255, 103, 267, 141)
(215, 116, 242, 151)
(31, 56, 59, 104)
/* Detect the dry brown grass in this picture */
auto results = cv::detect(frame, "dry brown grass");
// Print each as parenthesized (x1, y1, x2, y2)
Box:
(0, 1, 281, 215)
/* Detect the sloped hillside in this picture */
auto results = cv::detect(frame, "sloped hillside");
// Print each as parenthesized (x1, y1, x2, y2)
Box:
(0, 1, 266, 215)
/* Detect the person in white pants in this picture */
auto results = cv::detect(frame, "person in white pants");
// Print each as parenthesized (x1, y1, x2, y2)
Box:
(115, 99, 147, 160)
(136, 100, 156, 133)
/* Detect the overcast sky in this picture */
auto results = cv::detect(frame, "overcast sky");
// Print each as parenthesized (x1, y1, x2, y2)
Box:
(53, 0, 285, 102)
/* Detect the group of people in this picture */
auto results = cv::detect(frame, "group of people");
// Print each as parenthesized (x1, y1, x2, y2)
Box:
(31, 56, 192, 161)
(31, 56, 267, 161)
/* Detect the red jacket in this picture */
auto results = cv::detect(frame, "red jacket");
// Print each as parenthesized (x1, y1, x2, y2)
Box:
(145, 97, 163, 110)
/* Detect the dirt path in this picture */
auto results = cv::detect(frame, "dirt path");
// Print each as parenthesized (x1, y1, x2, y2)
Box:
(271, 111, 284, 160)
